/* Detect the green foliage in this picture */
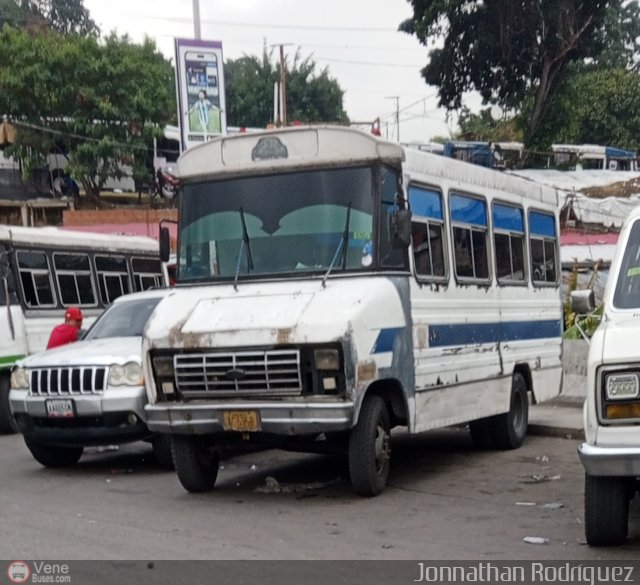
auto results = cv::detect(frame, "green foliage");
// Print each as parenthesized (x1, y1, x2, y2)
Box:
(225, 49, 348, 128)
(22, 0, 98, 36)
(456, 107, 522, 142)
(400, 0, 621, 143)
(564, 304, 603, 340)
(0, 0, 28, 28)
(527, 67, 640, 151)
(0, 28, 175, 199)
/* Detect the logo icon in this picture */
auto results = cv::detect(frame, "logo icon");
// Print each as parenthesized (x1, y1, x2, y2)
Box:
(7, 561, 30, 584)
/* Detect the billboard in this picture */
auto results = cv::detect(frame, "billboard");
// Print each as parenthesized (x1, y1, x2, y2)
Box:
(175, 38, 227, 152)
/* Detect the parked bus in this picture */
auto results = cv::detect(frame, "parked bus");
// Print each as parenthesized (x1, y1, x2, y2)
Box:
(0, 225, 167, 433)
(144, 125, 563, 496)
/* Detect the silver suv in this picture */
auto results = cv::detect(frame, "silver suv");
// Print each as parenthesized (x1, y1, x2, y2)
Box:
(9, 289, 173, 469)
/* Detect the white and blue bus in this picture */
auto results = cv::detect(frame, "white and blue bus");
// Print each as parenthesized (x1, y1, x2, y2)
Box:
(144, 125, 563, 496)
(0, 226, 168, 433)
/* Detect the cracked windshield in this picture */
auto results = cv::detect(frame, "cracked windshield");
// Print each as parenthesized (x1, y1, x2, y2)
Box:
(179, 166, 375, 279)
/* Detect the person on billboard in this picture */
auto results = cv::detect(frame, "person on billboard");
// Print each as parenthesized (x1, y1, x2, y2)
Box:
(188, 90, 220, 135)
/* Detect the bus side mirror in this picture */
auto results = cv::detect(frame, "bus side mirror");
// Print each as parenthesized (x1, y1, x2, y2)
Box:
(570, 289, 595, 315)
(391, 209, 412, 249)
(159, 227, 171, 263)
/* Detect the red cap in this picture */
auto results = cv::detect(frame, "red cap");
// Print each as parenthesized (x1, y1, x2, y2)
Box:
(65, 307, 83, 322)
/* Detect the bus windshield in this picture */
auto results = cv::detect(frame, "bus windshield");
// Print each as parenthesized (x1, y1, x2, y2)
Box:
(178, 166, 375, 280)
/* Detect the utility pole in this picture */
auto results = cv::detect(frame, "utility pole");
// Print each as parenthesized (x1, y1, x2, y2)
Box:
(270, 43, 293, 126)
(385, 96, 400, 142)
(192, 0, 201, 39)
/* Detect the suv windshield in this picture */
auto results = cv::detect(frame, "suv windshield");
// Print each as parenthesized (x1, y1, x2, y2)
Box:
(178, 166, 375, 280)
(84, 297, 163, 340)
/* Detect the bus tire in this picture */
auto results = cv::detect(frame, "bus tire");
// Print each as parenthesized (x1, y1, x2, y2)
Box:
(152, 434, 175, 470)
(490, 372, 528, 450)
(348, 395, 391, 497)
(24, 439, 83, 468)
(171, 435, 219, 493)
(585, 473, 629, 546)
(0, 374, 18, 434)
(468, 418, 494, 450)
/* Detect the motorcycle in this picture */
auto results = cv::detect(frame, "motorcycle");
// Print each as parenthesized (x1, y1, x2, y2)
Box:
(149, 166, 179, 200)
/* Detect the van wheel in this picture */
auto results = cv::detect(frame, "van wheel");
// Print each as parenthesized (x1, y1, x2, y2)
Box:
(24, 439, 83, 468)
(585, 473, 630, 546)
(348, 395, 391, 497)
(171, 435, 219, 493)
(490, 372, 528, 450)
(0, 374, 18, 434)
(469, 418, 494, 450)
(152, 434, 174, 470)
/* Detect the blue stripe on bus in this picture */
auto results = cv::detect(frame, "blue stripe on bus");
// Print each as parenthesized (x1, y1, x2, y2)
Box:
(428, 319, 562, 347)
(372, 327, 404, 353)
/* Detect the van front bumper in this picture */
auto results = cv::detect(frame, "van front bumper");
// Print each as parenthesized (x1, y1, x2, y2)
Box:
(145, 400, 354, 435)
(579, 442, 640, 477)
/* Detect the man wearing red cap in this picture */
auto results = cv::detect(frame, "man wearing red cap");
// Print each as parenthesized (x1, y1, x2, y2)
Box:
(47, 307, 84, 349)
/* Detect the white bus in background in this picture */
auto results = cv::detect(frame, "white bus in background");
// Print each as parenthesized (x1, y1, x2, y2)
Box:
(0, 226, 167, 433)
(144, 125, 563, 497)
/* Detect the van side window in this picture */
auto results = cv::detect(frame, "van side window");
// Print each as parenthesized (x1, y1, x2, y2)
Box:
(409, 185, 446, 280)
(529, 210, 558, 285)
(54, 253, 97, 306)
(17, 250, 56, 307)
(613, 220, 640, 308)
(493, 202, 525, 284)
(96, 255, 131, 304)
(132, 257, 163, 291)
(450, 193, 489, 281)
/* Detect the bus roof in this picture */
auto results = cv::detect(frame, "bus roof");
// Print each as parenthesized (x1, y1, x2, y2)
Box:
(178, 125, 405, 181)
(0, 225, 159, 253)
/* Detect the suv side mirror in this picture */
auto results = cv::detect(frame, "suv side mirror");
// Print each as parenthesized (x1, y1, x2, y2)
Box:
(159, 227, 171, 263)
(391, 208, 412, 249)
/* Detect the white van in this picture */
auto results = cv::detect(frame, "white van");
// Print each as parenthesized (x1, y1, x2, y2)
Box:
(578, 204, 640, 545)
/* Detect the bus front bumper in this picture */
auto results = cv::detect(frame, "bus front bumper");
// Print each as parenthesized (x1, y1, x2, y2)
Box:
(145, 400, 355, 435)
(579, 442, 640, 477)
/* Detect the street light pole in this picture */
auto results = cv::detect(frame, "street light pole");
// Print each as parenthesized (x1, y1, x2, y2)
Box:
(385, 96, 400, 142)
(192, 0, 201, 39)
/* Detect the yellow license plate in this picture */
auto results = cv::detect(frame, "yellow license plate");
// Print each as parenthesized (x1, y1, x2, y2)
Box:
(222, 410, 260, 432)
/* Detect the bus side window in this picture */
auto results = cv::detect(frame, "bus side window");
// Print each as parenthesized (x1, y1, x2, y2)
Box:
(95, 255, 131, 305)
(450, 193, 490, 281)
(529, 210, 558, 285)
(408, 185, 446, 280)
(53, 253, 98, 307)
(132, 257, 164, 291)
(16, 250, 56, 307)
(493, 202, 526, 284)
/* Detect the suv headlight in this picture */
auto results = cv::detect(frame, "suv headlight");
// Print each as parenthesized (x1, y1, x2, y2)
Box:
(605, 373, 640, 400)
(11, 367, 29, 389)
(108, 362, 143, 386)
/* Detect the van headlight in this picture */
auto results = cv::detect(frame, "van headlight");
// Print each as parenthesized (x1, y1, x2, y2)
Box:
(108, 362, 143, 386)
(605, 373, 640, 400)
(314, 349, 340, 371)
(11, 367, 29, 389)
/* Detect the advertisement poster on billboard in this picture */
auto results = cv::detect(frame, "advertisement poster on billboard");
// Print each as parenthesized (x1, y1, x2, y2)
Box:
(175, 38, 227, 152)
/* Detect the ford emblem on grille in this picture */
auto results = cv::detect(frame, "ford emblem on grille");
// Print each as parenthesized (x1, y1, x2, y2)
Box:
(224, 368, 246, 381)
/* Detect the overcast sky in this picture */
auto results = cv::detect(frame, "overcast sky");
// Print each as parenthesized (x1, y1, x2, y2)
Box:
(83, 0, 476, 142)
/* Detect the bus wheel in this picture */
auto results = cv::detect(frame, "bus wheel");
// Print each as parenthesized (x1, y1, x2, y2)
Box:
(171, 435, 219, 493)
(24, 439, 83, 468)
(152, 434, 175, 470)
(490, 372, 528, 450)
(585, 473, 630, 546)
(348, 395, 391, 497)
(0, 374, 18, 434)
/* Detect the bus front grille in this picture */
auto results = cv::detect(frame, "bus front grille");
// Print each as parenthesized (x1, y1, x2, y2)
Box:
(174, 350, 302, 397)
(29, 367, 108, 396)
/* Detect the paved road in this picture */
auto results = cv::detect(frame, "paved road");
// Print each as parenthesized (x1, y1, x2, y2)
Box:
(2, 428, 639, 561)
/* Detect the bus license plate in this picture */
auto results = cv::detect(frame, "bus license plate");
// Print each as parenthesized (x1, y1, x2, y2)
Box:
(222, 410, 260, 432)
(46, 399, 75, 418)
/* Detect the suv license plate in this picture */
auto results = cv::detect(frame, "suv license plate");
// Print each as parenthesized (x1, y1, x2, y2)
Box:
(46, 399, 75, 418)
(222, 410, 260, 432)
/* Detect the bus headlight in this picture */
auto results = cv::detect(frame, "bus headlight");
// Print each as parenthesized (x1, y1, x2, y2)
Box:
(605, 373, 640, 400)
(109, 362, 143, 386)
(11, 367, 29, 389)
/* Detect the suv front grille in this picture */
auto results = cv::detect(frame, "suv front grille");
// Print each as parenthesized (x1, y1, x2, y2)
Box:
(174, 350, 302, 397)
(29, 367, 108, 396)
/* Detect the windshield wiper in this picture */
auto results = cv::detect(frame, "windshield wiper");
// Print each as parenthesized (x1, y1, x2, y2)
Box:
(233, 206, 254, 291)
(322, 203, 351, 288)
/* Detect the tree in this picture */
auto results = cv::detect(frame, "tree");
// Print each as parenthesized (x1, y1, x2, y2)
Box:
(456, 107, 522, 143)
(400, 0, 619, 143)
(0, 28, 175, 202)
(21, 0, 98, 36)
(0, 0, 28, 28)
(225, 48, 348, 128)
